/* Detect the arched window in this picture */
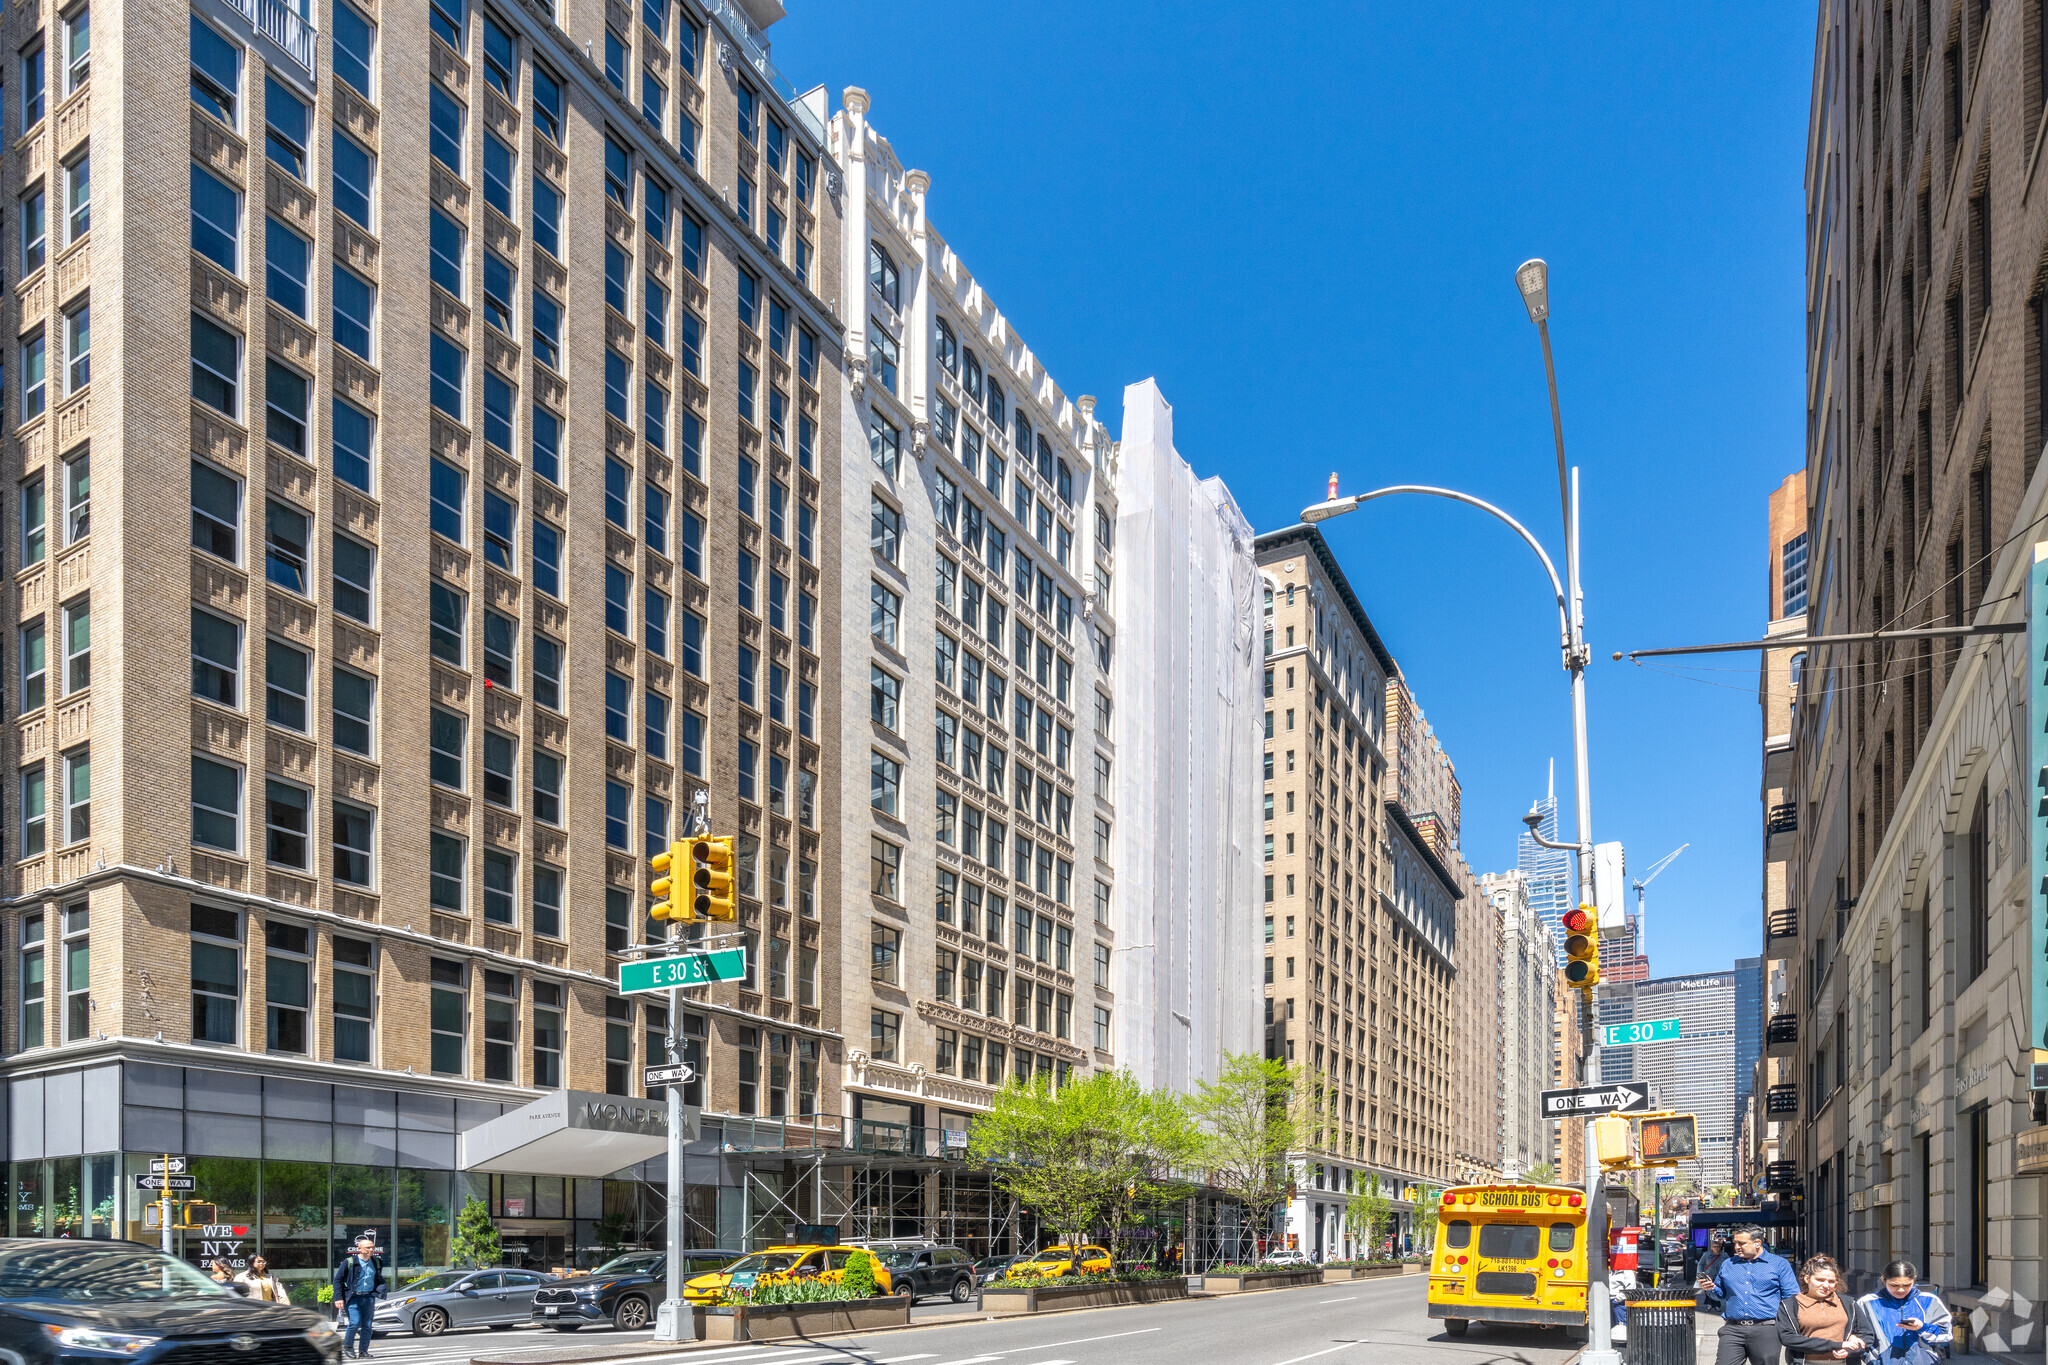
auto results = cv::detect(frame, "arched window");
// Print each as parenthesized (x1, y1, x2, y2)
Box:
(986, 377, 1005, 426)
(962, 349, 982, 400)
(1036, 433, 1055, 483)
(868, 240, 899, 309)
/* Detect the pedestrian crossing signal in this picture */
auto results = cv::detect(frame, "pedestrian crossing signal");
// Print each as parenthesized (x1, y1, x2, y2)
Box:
(1563, 905, 1599, 990)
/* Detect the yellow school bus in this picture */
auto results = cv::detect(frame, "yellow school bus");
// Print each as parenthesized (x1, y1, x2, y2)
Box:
(1428, 1183, 1589, 1340)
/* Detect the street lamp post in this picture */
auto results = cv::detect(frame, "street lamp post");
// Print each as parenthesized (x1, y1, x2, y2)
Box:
(1299, 259, 1616, 1361)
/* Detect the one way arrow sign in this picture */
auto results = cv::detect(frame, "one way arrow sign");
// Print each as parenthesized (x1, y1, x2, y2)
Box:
(1540, 1082, 1651, 1117)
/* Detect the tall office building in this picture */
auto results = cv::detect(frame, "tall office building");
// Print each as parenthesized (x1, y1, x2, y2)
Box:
(0, 0, 852, 1271)
(1486, 870, 1554, 1179)
(1629, 973, 1738, 1187)
(829, 94, 1115, 1201)
(1733, 955, 1764, 1153)
(1517, 769, 1571, 966)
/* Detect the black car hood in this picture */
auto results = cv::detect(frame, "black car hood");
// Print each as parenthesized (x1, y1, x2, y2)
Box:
(11, 1295, 326, 1335)
(547, 1269, 656, 1287)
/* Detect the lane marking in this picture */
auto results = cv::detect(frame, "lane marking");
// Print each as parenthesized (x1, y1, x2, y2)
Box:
(1271, 1345, 1368, 1365)
(1316, 1296, 1357, 1304)
(991, 1326, 1164, 1352)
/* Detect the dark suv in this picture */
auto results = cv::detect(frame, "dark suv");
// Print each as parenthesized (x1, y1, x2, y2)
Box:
(532, 1249, 741, 1331)
(865, 1245, 976, 1303)
(0, 1238, 343, 1361)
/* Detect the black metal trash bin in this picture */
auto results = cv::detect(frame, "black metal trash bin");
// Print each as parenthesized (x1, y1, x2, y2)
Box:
(1621, 1289, 1697, 1365)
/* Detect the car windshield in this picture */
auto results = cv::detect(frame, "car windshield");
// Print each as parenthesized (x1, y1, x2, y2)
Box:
(720, 1252, 803, 1275)
(592, 1252, 663, 1275)
(0, 1245, 233, 1301)
(400, 1272, 472, 1293)
(869, 1250, 918, 1270)
(975, 1257, 1009, 1269)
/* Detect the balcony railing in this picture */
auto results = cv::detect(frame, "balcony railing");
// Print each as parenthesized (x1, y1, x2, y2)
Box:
(237, 0, 316, 75)
(1767, 1083, 1798, 1115)
(1767, 1013, 1799, 1047)
(1764, 1161, 1801, 1192)
(1766, 803, 1798, 836)
(1767, 907, 1798, 940)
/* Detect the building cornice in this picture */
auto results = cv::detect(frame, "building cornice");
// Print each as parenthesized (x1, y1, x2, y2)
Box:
(1253, 524, 1400, 678)
(1387, 800, 1464, 901)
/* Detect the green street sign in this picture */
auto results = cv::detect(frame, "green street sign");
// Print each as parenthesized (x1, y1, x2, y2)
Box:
(1602, 1017, 1682, 1047)
(619, 949, 746, 994)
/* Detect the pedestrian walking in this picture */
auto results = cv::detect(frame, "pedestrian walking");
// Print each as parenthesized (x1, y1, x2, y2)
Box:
(1695, 1223, 1802, 1365)
(1776, 1254, 1876, 1361)
(331, 1233, 385, 1360)
(236, 1254, 288, 1303)
(208, 1258, 234, 1284)
(1855, 1260, 1953, 1364)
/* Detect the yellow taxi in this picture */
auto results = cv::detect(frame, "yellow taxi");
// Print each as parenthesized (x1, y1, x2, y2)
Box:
(682, 1245, 898, 1304)
(1009, 1244, 1113, 1277)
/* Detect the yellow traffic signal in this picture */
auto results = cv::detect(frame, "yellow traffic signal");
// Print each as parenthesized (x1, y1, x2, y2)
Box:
(1594, 1114, 1631, 1165)
(691, 836, 737, 921)
(649, 841, 691, 922)
(1563, 904, 1599, 990)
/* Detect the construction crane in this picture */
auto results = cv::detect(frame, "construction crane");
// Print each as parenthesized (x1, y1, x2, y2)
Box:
(1633, 844, 1688, 966)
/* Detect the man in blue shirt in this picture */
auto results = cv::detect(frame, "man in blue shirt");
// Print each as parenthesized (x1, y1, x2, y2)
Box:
(331, 1233, 385, 1360)
(1695, 1225, 1801, 1365)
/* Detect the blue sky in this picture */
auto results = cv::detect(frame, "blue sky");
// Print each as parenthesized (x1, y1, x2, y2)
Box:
(772, 3, 1814, 979)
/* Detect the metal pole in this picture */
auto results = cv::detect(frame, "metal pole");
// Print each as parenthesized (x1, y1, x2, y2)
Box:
(160, 1153, 172, 1255)
(655, 790, 710, 1342)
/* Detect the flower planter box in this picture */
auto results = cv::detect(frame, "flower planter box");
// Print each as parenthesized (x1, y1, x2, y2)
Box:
(1202, 1269, 1325, 1293)
(980, 1279, 1191, 1315)
(1401, 1262, 1426, 1275)
(1322, 1265, 1403, 1282)
(702, 1294, 912, 1341)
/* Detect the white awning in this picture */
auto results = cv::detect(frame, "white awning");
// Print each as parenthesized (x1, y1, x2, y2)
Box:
(458, 1089, 699, 1176)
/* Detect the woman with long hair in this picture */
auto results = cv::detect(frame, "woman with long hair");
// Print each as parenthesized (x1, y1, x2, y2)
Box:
(1854, 1259, 1953, 1364)
(1776, 1254, 1879, 1362)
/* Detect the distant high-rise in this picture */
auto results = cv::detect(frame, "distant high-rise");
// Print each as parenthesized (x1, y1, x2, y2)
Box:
(1733, 957, 1765, 1146)
(1518, 764, 1573, 967)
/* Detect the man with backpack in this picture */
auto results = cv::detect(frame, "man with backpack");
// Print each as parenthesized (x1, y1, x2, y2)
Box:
(331, 1233, 385, 1360)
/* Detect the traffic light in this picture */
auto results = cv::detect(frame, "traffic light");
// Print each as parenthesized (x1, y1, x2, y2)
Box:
(1594, 1114, 1630, 1165)
(690, 836, 737, 921)
(1563, 903, 1599, 990)
(649, 841, 691, 923)
(1638, 1113, 1698, 1163)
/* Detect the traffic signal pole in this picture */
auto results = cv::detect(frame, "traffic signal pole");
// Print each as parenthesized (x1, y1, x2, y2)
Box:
(653, 790, 711, 1343)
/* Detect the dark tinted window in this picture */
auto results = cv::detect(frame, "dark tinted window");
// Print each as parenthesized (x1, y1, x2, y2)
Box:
(466, 1272, 502, 1290)
(1477, 1223, 1540, 1261)
(1445, 1220, 1471, 1248)
(1548, 1222, 1576, 1252)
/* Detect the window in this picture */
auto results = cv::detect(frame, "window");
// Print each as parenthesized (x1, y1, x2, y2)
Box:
(429, 832, 464, 910)
(483, 849, 515, 924)
(533, 634, 563, 710)
(21, 331, 45, 419)
(429, 957, 465, 1074)
(532, 749, 562, 825)
(333, 799, 372, 886)
(605, 779, 629, 848)
(646, 587, 668, 656)
(19, 765, 44, 859)
(264, 920, 310, 1052)
(333, 132, 374, 229)
(681, 708, 704, 775)
(190, 17, 240, 124)
(872, 666, 900, 731)
(642, 71, 665, 130)
(333, 3, 373, 99)
(190, 165, 240, 273)
(645, 690, 669, 759)
(329, 265, 375, 361)
(191, 754, 241, 850)
(265, 358, 308, 453)
(265, 217, 309, 319)
(869, 411, 900, 477)
(61, 596, 88, 693)
(20, 44, 42, 128)
(681, 609, 704, 675)
(265, 639, 309, 730)
(869, 328, 898, 396)
(189, 905, 240, 1045)
(21, 478, 44, 568)
(430, 706, 466, 789)
(430, 583, 466, 663)
(429, 0, 465, 50)
(332, 935, 374, 1062)
(326, 532, 374, 623)
(190, 608, 240, 706)
(737, 644, 757, 708)
(871, 923, 902, 985)
(481, 11, 515, 96)
(532, 406, 561, 484)
(606, 564, 631, 635)
(871, 751, 901, 816)
(263, 498, 308, 592)
(481, 608, 515, 689)
(533, 176, 562, 256)
(430, 334, 465, 420)
(606, 350, 631, 423)
(869, 241, 900, 308)
(332, 667, 374, 756)
(264, 77, 308, 178)
(63, 304, 88, 392)
(871, 836, 901, 900)
(533, 865, 562, 938)
(872, 497, 901, 564)
(482, 729, 515, 809)
(63, 154, 89, 242)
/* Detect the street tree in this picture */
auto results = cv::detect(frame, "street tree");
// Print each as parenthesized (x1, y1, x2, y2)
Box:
(1346, 1173, 1391, 1259)
(1187, 1053, 1314, 1259)
(1525, 1161, 1558, 1184)
(448, 1195, 500, 1269)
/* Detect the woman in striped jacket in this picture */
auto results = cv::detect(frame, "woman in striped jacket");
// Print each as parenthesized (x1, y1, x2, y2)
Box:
(1855, 1260, 1952, 1364)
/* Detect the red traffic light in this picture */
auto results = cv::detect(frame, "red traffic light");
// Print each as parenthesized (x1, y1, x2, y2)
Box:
(1562, 907, 1594, 933)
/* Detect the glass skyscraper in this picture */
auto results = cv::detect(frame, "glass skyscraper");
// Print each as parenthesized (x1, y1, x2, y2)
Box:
(1517, 767, 1573, 968)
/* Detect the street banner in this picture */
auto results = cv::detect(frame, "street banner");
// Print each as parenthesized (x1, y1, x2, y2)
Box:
(2032, 545, 2048, 1089)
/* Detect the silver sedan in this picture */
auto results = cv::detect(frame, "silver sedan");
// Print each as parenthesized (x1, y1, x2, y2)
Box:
(373, 1268, 558, 1337)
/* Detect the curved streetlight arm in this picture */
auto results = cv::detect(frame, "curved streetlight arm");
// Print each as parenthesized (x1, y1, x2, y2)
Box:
(1304, 484, 1574, 663)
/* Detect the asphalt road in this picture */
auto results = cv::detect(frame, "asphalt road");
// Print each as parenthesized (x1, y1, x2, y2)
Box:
(400, 1276, 1590, 1365)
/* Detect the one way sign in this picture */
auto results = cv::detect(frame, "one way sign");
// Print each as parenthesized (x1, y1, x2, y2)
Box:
(1541, 1082, 1651, 1117)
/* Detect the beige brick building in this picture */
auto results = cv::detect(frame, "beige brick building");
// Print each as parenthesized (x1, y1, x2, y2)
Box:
(0, 0, 856, 1274)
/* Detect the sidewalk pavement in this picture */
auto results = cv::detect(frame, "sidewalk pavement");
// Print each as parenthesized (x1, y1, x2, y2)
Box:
(469, 1306, 987, 1365)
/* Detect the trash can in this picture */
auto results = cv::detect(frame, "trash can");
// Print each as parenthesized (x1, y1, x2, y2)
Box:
(1621, 1289, 1697, 1365)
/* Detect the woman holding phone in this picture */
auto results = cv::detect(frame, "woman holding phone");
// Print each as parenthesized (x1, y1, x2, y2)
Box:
(1855, 1260, 1952, 1363)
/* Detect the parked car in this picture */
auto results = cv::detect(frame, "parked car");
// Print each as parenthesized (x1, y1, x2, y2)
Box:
(0, 1237, 343, 1362)
(865, 1245, 977, 1303)
(974, 1254, 1026, 1285)
(372, 1267, 556, 1337)
(682, 1245, 899, 1304)
(1262, 1249, 1313, 1266)
(1010, 1245, 1112, 1277)
(533, 1249, 741, 1331)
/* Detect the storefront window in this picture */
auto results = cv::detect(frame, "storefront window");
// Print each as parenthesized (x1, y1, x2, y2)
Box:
(9, 1161, 44, 1237)
(48, 1157, 81, 1238)
(184, 1156, 259, 1275)
(260, 1160, 329, 1276)
(84, 1154, 114, 1238)
(330, 1163, 392, 1266)
(394, 1169, 450, 1274)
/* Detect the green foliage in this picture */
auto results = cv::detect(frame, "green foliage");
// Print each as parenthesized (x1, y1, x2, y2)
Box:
(841, 1250, 878, 1298)
(1710, 1185, 1740, 1208)
(1524, 1161, 1558, 1184)
(733, 1277, 861, 1306)
(1185, 1053, 1311, 1250)
(1416, 1185, 1443, 1250)
(1346, 1173, 1391, 1255)
(998, 1265, 1178, 1288)
(316, 1285, 335, 1306)
(592, 1211, 634, 1261)
(447, 1196, 500, 1270)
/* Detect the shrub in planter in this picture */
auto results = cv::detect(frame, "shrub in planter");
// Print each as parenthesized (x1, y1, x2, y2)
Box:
(842, 1250, 879, 1298)
(731, 1279, 862, 1307)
